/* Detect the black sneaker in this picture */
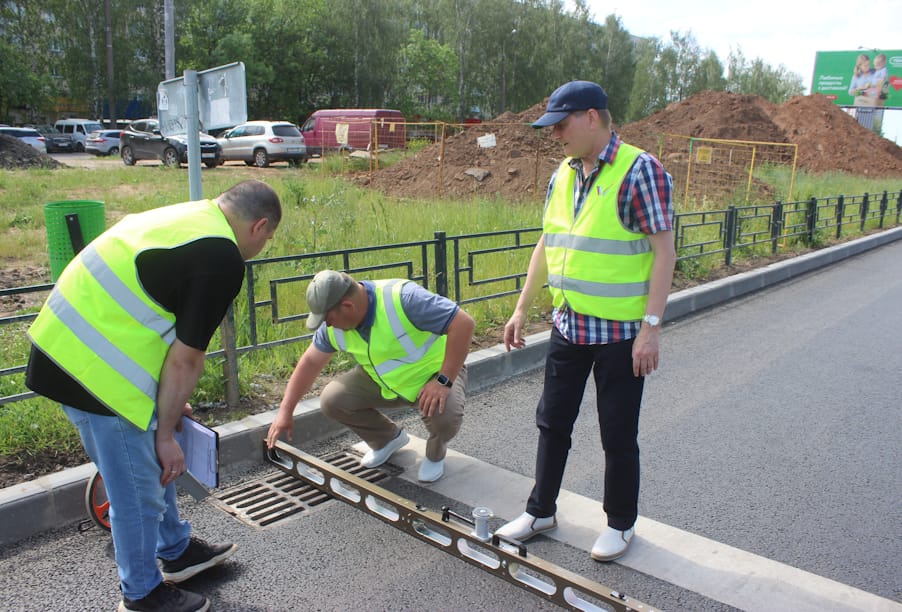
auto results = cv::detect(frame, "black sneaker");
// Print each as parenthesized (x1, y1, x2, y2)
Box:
(159, 536, 238, 583)
(118, 582, 209, 612)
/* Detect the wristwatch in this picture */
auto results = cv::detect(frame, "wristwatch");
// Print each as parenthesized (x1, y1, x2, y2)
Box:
(435, 373, 454, 388)
(642, 313, 662, 327)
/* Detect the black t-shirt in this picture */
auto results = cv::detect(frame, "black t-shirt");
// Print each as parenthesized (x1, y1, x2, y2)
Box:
(26, 237, 244, 415)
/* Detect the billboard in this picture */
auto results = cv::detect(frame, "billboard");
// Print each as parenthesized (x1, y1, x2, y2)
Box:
(812, 50, 902, 109)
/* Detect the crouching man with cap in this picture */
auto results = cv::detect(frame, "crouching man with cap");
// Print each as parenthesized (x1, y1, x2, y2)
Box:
(495, 81, 676, 562)
(266, 270, 474, 483)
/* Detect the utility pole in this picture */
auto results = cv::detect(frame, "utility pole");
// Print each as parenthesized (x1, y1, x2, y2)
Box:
(104, 0, 116, 128)
(164, 0, 175, 79)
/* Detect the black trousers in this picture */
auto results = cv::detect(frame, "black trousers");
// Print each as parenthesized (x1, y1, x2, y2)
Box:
(525, 326, 644, 530)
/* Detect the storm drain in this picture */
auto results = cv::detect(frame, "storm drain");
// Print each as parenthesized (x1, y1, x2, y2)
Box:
(211, 451, 396, 528)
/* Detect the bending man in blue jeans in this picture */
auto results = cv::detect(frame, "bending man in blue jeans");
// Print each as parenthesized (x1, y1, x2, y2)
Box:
(266, 270, 474, 484)
(26, 180, 282, 611)
(495, 81, 676, 561)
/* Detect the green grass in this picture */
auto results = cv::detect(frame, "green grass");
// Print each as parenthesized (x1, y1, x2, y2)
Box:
(0, 162, 898, 459)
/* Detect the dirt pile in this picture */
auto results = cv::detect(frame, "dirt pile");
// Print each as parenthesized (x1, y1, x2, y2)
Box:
(0, 135, 63, 170)
(371, 91, 902, 201)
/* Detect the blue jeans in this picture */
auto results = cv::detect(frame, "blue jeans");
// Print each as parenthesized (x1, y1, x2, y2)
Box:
(63, 405, 191, 600)
(525, 328, 644, 531)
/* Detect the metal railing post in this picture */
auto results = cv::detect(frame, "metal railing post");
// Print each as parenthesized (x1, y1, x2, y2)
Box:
(771, 200, 783, 254)
(897, 190, 902, 224)
(859, 193, 869, 232)
(879, 191, 888, 229)
(724, 206, 736, 267)
(219, 304, 240, 410)
(807, 196, 818, 244)
(835, 195, 844, 239)
(434, 231, 448, 298)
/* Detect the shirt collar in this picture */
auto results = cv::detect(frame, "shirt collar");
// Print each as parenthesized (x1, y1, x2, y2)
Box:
(360, 280, 377, 330)
(567, 131, 621, 173)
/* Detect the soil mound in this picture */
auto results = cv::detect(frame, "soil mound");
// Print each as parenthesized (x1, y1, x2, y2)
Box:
(0, 135, 63, 170)
(768, 94, 902, 175)
(371, 91, 902, 201)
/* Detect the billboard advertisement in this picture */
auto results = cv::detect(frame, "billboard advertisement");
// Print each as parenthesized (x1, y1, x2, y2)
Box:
(812, 50, 902, 109)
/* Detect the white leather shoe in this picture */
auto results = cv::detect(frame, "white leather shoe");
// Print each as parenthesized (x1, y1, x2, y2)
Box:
(417, 458, 444, 483)
(493, 512, 557, 542)
(590, 526, 634, 561)
(360, 430, 409, 468)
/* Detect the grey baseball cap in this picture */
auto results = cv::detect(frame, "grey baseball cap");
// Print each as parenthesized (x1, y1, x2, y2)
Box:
(306, 270, 355, 329)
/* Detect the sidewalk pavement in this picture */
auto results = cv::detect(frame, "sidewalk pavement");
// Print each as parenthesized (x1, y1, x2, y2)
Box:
(2, 226, 900, 547)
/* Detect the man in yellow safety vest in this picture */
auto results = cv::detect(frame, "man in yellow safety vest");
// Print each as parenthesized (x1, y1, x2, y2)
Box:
(495, 81, 676, 562)
(26, 180, 281, 612)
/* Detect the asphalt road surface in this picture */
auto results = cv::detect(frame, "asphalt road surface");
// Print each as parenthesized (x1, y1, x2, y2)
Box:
(1, 241, 900, 611)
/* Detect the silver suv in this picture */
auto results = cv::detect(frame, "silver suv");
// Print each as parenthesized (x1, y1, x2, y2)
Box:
(217, 121, 307, 167)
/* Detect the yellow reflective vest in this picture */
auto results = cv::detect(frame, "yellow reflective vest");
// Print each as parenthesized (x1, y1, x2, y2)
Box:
(28, 200, 237, 430)
(544, 143, 653, 321)
(327, 279, 447, 403)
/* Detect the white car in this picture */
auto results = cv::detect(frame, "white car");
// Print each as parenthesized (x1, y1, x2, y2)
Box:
(0, 127, 46, 153)
(217, 120, 307, 167)
(85, 130, 122, 156)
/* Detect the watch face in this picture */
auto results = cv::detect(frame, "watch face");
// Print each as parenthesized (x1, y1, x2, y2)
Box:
(644, 314, 661, 326)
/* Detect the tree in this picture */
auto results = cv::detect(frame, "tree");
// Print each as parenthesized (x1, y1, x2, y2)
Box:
(594, 14, 635, 123)
(727, 47, 804, 103)
(396, 29, 458, 119)
(0, 3, 48, 121)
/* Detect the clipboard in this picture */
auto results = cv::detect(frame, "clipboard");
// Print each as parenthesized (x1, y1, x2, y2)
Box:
(173, 416, 219, 489)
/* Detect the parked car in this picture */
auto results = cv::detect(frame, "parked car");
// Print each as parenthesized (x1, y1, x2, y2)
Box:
(217, 120, 307, 167)
(299, 109, 405, 157)
(85, 129, 121, 156)
(0, 127, 46, 153)
(54, 118, 104, 152)
(30, 125, 75, 153)
(119, 118, 221, 168)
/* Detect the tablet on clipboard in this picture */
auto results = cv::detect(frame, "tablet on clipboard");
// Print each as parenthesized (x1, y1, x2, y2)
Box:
(173, 416, 220, 489)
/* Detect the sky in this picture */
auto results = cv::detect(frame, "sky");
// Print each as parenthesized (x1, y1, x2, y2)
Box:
(579, 0, 902, 144)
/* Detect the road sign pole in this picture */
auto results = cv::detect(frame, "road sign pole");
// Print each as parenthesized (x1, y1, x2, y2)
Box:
(184, 70, 203, 201)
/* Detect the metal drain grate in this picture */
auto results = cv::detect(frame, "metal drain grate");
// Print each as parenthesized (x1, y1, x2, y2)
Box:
(211, 451, 396, 528)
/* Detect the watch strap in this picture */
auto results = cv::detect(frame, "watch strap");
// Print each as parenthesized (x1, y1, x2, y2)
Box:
(435, 374, 453, 388)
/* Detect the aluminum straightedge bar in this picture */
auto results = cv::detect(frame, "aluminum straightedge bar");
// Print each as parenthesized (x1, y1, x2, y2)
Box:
(265, 440, 658, 612)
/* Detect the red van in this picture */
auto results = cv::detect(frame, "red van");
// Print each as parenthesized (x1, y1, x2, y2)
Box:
(299, 108, 406, 157)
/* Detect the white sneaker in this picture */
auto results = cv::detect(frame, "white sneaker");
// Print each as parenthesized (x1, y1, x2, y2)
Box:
(360, 430, 409, 468)
(417, 458, 444, 483)
(494, 512, 557, 542)
(590, 526, 635, 561)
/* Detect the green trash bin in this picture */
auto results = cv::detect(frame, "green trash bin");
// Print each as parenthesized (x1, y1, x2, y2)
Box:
(44, 200, 106, 281)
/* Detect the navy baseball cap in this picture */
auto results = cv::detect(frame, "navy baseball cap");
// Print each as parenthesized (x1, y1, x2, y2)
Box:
(532, 81, 608, 128)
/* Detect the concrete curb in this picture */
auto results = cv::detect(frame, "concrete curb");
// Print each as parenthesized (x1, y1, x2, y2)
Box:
(2, 226, 900, 546)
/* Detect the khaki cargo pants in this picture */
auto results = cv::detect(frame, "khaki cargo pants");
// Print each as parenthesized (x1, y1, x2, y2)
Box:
(319, 365, 467, 461)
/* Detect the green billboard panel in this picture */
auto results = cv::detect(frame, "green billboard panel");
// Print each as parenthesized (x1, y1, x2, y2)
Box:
(812, 49, 902, 109)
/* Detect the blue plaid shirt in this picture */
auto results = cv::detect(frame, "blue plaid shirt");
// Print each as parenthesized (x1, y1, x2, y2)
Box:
(546, 132, 674, 345)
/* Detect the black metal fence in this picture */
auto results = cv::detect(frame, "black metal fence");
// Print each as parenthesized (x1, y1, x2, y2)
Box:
(2, 190, 900, 407)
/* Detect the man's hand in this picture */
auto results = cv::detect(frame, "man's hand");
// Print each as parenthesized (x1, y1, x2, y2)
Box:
(417, 380, 451, 417)
(632, 324, 661, 377)
(503, 310, 528, 351)
(266, 408, 295, 449)
(174, 402, 193, 432)
(156, 431, 185, 487)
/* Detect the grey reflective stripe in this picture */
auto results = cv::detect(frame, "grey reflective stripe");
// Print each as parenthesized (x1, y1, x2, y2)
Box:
(547, 274, 650, 298)
(545, 232, 650, 255)
(381, 281, 413, 353)
(332, 328, 347, 351)
(82, 246, 176, 343)
(46, 290, 157, 402)
(373, 280, 438, 378)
